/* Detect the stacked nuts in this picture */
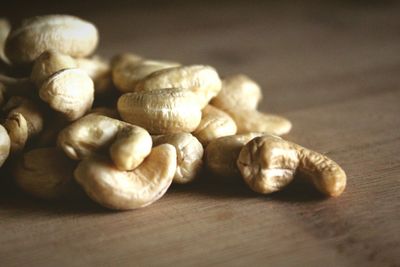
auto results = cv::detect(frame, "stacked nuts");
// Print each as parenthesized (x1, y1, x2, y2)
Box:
(0, 15, 346, 210)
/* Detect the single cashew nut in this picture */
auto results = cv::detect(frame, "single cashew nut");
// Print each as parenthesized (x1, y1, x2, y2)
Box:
(211, 74, 262, 111)
(193, 105, 237, 146)
(3, 96, 44, 153)
(118, 88, 202, 134)
(112, 53, 180, 93)
(135, 65, 222, 108)
(30, 50, 77, 88)
(153, 133, 203, 184)
(205, 133, 264, 179)
(13, 147, 77, 199)
(74, 144, 177, 210)
(0, 124, 11, 167)
(58, 113, 152, 171)
(39, 68, 94, 121)
(0, 18, 11, 63)
(5, 15, 98, 66)
(229, 109, 292, 136)
(237, 135, 346, 196)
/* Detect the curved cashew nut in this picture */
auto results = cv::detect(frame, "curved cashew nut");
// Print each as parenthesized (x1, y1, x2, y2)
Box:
(5, 15, 98, 66)
(0, 124, 11, 168)
(58, 113, 152, 171)
(13, 147, 77, 199)
(205, 133, 264, 180)
(112, 53, 180, 93)
(135, 65, 222, 108)
(118, 88, 202, 134)
(74, 144, 177, 210)
(152, 133, 204, 184)
(237, 135, 346, 196)
(193, 105, 237, 146)
(39, 68, 94, 121)
(2, 96, 44, 153)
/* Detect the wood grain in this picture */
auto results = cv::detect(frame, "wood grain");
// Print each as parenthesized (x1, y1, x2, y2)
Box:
(1, 2, 399, 266)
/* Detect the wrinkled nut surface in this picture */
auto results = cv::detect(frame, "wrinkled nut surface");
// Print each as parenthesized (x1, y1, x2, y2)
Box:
(74, 144, 177, 210)
(193, 105, 237, 146)
(30, 50, 77, 88)
(13, 147, 77, 199)
(112, 54, 180, 93)
(135, 65, 222, 108)
(58, 113, 152, 171)
(229, 109, 292, 136)
(3, 96, 44, 153)
(75, 56, 112, 95)
(153, 133, 204, 184)
(205, 133, 264, 179)
(212, 74, 262, 111)
(237, 135, 346, 196)
(5, 15, 98, 66)
(118, 88, 202, 134)
(39, 68, 94, 121)
(0, 124, 11, 167)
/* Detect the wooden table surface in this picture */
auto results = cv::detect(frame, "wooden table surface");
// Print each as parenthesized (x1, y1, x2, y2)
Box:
(1, 2, 399, 266)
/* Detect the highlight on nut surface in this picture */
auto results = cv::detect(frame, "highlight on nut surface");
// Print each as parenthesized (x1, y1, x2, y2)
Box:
(118, 88, 202, 134)
(153, 133, 204, 184)
(0, 124, 11, 167)
(58, 113, 152, 171)
(74, 144, 177, 210)
(5, 15, 98, 66)
(237, 135, 346, 196)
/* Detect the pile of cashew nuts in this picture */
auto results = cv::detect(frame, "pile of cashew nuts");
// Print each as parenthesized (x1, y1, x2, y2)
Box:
(0, 15, 346, 210)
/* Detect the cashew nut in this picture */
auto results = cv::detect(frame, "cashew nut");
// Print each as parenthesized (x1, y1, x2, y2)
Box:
(0, 124, 11, 167)
(2, 96, 44, 153)
(135, 65, 222, 108)
(153, 133, 203, 184)
(13, 147, 77, 199)
(74, 144, 177, 210)
(0, 18, 11, 64)
(193, 105, 237, 146)
(205, 133, 264, 179)
(39, 68, 94, 121)
(58, 113, 152, 171)
(5, 15, 98, 66)
(211, 74, 262, 110)
(112, 53, 180, 93)
(237, 135, 346, 196)
(118, 88, 202, 134)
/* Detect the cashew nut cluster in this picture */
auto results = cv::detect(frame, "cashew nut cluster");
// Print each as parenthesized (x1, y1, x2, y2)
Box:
(0, 14, 347, 212)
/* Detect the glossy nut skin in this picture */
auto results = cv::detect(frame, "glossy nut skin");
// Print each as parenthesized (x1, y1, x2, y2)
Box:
(118, 88, 202, 134)
(205, 133, 264, 179)
(39, 68, 94, 121)
(58, 113, 152, 171)
(13, 147, 77, 199)
(2, 96, 44, 153)
(74, 144, 177, 210)
(135, 65, 222, 108)
(5, 15, 98, 66)
(193, 105, 237, 146)
(153, 133, 204, 184)
(112, 53, 180, 93)
(237, 135, 346, 196)
(211, 74, 262, 111)
(0, 124, 11, 167)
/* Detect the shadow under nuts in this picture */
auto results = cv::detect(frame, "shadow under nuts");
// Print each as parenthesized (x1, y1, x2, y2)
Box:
(118, 88, 202, 134)
(237, 135, 346, 196)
